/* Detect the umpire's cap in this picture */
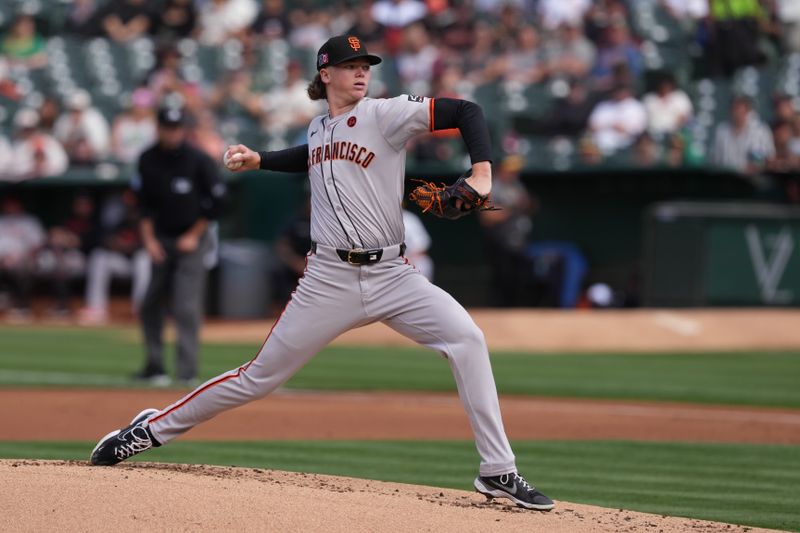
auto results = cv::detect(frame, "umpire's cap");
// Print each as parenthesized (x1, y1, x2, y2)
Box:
(157, 106, 186, 127)
(316, 35, 382, 71)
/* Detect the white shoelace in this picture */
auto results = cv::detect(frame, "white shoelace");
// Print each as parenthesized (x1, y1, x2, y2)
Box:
(498, 473, 535, 492)
(513, 473, 535, 493)
(114, 426, 153, 460)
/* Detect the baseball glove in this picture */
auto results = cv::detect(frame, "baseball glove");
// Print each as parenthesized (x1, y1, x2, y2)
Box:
(408, 170, 499, 220)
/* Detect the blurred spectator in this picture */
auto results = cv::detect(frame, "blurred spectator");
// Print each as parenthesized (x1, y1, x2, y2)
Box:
(371, 0, 428, 54)
(260, 61, 324, 131)
(661, 0, 709, 20)
(371, 0, 427, 28)
(97, 0, 155, 42)
(396, 22, 443, 95)
(776, 0, 800, 53)
(146, 44, 203, 111)
(538, 78, 596, 137)
(328, 2, 358, 35)
(188, 110, 227, 161)
(0, 57, 21, 100)
(472, 0, 510, 16)
(628, 132, 663, 167)
(478, 155, 538, 307)
(79, 190, 150, 325)
(38, 96, 62, 133)
(346, 2, 385, 47)
(462, 21, 506, 86)
(590, 20, 643, 92)
(503, 25, 546, 85)
(771, 94, 800, 133)
(111, 87, 158, 164)
(251, 0, 291, 41)
(36, 192, 98, 317)
(642, 72, 694, 138)
(711, 95, 775, 174)
(588, 84, 647, 154)
(708, 0, 766, 77)
(151, 0, 197, 41)
(287, 9, 332, 50)
(577, 134, 604, 165)
(542, 23, 597, 81)
(766, 120, 800, 173)
(664, 132, 703, 167)
(53, 90, 111, 165)
(494, 4, 526, 52)
(64, 0, 102, 37)
(439, 3, 476, 52)
(198, 0, 259, 45)
(9, 109, 69, 181)
(584, 0, 630, 45)
(270, 198, 310, 312)
(209, 69, 263, 122)
(402, 209, 433, 281)
(537, 0, 591, 32)
(0, 15, 48, 70)
(0, 195, 45, 322)
(430, 63, 466, 99)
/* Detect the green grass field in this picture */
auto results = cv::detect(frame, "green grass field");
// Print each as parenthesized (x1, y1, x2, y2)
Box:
(2, 325, 799, 531)
(1, 326, 799, 407)
(2, 440, 798, 531)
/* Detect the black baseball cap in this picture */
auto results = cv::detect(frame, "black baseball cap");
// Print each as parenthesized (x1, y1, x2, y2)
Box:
(157, 106, 186, 127)
(316, 35, 382, 71)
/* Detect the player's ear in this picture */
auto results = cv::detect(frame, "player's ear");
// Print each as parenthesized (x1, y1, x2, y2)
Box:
(319, 68, 331, 83)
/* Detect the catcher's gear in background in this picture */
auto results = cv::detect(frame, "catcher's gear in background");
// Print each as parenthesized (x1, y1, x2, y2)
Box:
(409, 170, 498, 220)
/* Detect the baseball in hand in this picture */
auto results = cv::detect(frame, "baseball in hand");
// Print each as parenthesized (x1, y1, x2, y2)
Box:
(223, 149, 244, 171)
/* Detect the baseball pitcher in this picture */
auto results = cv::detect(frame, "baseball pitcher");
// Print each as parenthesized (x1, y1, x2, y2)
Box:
(90, 34, 554, 511)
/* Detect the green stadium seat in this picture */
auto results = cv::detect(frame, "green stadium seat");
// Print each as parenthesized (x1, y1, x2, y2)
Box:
(196, 45, 223, 85)
(519, 84, 554, 119)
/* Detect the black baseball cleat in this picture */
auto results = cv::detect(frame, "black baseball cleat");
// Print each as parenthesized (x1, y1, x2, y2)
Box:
(90, 408, 161, 466)
(474, 472, 555, 510)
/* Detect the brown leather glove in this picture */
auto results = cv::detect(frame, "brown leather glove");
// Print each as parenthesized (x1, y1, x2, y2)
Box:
(408, 170, 499, 220)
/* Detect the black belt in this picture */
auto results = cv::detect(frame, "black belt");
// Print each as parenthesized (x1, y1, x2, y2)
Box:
(311, 242, 406, 265)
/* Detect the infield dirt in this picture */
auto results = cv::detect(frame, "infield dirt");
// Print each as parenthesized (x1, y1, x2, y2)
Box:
(0, 460, 782, 533)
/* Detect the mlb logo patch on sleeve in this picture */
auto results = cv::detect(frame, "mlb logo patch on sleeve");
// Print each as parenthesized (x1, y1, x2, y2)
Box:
(407, 95, 424, 103)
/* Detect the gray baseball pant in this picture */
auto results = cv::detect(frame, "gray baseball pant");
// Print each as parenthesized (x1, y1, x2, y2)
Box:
(140, 233, 210, 381)
(148, 243, 517, 476)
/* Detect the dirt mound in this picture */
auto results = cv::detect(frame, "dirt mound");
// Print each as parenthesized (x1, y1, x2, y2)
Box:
(0, 460, 777, 532)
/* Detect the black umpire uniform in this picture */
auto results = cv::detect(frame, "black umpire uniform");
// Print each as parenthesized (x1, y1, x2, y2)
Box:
(133, 107, 227, 384)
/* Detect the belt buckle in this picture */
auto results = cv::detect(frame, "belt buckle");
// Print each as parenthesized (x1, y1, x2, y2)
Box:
(347, 248, 366, 265)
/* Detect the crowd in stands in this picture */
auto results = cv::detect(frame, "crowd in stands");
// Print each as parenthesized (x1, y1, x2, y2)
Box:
(0, 188, 147, 322)
(2, 0, 800, 318)
(0, 0, 798, 181)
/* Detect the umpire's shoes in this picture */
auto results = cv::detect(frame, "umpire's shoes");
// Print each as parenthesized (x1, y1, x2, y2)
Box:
(474, 472, 555, 510)
(90, 408, 161, 466)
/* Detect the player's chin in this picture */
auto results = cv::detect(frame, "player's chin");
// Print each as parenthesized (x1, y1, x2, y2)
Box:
(352, 85, 367, 97)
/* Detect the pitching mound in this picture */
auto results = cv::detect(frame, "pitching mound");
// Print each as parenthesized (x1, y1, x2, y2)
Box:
(1, 460, 775, 532)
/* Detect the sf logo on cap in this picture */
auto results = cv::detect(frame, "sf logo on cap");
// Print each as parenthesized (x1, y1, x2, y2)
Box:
(348, 36, 361, 51)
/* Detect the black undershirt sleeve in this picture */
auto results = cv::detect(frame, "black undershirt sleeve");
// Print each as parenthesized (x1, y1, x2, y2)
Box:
(258, 144, 309, 172)
(432, 98, 493, 164)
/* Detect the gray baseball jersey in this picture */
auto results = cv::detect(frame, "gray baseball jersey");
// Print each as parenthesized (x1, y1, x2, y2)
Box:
(307, 95, 430, 249)
(145, 94, 519, 478)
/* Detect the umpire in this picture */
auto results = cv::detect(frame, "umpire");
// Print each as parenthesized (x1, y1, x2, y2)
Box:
(133, 106, 227, 386)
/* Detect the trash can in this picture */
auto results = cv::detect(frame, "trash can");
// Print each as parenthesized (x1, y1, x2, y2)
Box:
(217, 239, 272, 319)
